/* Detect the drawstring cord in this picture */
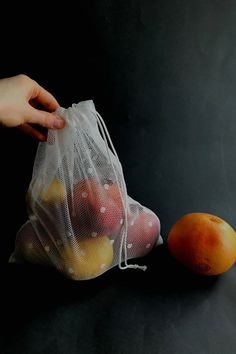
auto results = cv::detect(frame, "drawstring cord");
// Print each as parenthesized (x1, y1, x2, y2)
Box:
(95, 111, 147, 272)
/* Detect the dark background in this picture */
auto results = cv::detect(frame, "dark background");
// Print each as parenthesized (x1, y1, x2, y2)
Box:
(1, 1, 236, 353)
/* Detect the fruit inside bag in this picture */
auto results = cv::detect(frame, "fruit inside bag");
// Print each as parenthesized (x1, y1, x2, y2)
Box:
(10, 101, 163, 280)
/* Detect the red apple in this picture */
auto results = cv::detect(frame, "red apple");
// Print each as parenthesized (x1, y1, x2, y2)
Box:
(125, 207, 161, 258)
(69, 178, 124, 237)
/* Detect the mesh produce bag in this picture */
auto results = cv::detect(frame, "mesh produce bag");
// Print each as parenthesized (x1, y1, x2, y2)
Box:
(10, 101, 162, 280)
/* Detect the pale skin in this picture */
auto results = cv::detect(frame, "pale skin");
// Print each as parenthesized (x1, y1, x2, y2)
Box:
(0, 74, 65, 141)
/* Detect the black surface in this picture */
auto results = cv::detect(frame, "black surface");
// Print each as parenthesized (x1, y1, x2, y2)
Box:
(1, 246, 235, 354)
(1, 1, 236, 353)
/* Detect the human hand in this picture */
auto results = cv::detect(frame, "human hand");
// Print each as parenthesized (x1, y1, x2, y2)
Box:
(0, 74, 65, 141)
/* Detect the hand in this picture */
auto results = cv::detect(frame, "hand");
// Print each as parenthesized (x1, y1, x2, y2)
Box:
(0, 74, 65, 141)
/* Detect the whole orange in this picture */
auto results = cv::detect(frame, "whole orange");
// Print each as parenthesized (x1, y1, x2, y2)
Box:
(167, 213, 236, 275)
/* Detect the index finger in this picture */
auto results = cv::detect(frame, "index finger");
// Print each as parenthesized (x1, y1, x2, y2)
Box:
(18, 123, 47, 141)
(32, 84, 59, 112)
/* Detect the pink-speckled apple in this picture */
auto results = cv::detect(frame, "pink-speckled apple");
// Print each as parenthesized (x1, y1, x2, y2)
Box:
(14, 221, 53, 265)
(59, 235, 114, 280)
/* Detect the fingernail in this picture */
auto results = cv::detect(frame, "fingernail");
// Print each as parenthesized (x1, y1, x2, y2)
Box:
(53, 118, 65, 129)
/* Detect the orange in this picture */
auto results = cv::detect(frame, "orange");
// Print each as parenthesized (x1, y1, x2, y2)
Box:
(167, 213, 236, 275)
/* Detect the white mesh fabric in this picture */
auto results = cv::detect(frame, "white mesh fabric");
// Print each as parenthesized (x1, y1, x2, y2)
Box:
(11, 101, 162, 280)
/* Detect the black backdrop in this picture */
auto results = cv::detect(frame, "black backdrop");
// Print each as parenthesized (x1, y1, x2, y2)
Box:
(1, 1, 236, 354)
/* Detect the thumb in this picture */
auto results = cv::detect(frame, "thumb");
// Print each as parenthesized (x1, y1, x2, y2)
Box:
(26, 107, 65, 129)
